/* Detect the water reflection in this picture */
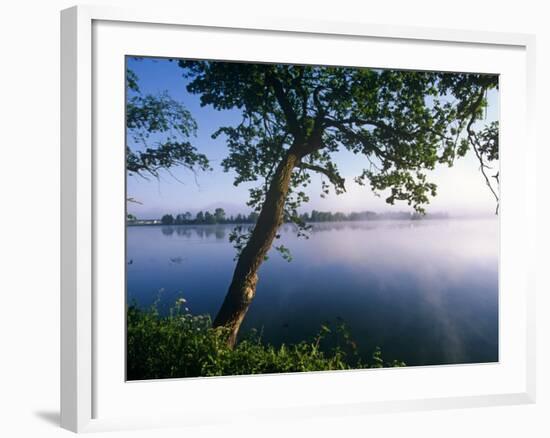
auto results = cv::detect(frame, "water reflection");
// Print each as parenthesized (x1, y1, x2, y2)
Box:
(127, 219, 498, 367)
(278, 220, 434, 235)
(158, 225, 228, 240)
(161, 226, 174, 236)
(159, 221, 427, 240)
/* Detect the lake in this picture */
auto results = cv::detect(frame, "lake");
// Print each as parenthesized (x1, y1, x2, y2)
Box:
(126, 218, 498, 367)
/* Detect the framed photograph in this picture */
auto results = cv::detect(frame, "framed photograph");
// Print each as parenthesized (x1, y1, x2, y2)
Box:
(61, 5, 536, 433)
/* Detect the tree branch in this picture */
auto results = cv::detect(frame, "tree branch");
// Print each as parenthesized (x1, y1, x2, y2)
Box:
(297, 162, 346, 193)
(265, 71, 302, 141)
(465, 87, 499, 214)
(323, 119, 406, 166)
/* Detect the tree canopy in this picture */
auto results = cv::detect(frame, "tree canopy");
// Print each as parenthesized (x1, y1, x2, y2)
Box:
(179, 61, 498, 223)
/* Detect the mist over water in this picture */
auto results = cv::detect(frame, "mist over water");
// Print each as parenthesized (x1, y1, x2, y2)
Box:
(127, 218, 498, 367)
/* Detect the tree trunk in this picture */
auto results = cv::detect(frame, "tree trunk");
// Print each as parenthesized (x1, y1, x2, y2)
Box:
(213, 147, 303, 347)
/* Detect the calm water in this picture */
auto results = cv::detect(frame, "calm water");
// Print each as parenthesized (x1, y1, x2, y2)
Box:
(127, 219, 498, 366)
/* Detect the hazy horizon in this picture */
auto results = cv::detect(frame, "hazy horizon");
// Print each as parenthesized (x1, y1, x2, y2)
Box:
(129, 203, 498, 221)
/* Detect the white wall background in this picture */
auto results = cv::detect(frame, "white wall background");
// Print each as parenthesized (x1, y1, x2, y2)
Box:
(0, 1, 547, 437)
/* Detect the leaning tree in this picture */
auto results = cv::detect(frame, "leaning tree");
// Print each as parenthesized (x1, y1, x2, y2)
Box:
(169, 61, 498, 347)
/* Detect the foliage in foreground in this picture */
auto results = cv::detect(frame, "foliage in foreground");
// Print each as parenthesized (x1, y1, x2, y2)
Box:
(127, 301, 405, 380)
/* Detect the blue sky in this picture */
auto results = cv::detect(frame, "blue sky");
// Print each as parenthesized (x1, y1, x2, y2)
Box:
(126, 57, 499, 219)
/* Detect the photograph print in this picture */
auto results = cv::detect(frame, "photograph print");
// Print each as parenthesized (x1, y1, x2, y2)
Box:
(125, 57, 499, 380)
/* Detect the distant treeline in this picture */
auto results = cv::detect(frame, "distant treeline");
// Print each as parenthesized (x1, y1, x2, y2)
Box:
(128, 208, 449, 226)
(158, 209, 259, 226)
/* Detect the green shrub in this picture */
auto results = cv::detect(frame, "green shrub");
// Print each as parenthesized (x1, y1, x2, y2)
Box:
(127, 301, 405, 380)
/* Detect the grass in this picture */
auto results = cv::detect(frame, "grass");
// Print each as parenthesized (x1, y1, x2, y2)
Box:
(127, 300, 405, 380)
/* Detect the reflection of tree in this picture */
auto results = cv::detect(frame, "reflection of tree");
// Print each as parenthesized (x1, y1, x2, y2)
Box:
(161, 226, 174, 236)
(200, 226, 227, 240)
(162, 225, 227, 240)
(215, 227, 226, 240)
(175, 227, 192, 238)
(159, 221, 428, 240)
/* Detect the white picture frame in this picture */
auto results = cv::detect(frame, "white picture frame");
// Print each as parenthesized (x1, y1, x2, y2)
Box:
(60, 4, 536, 433)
